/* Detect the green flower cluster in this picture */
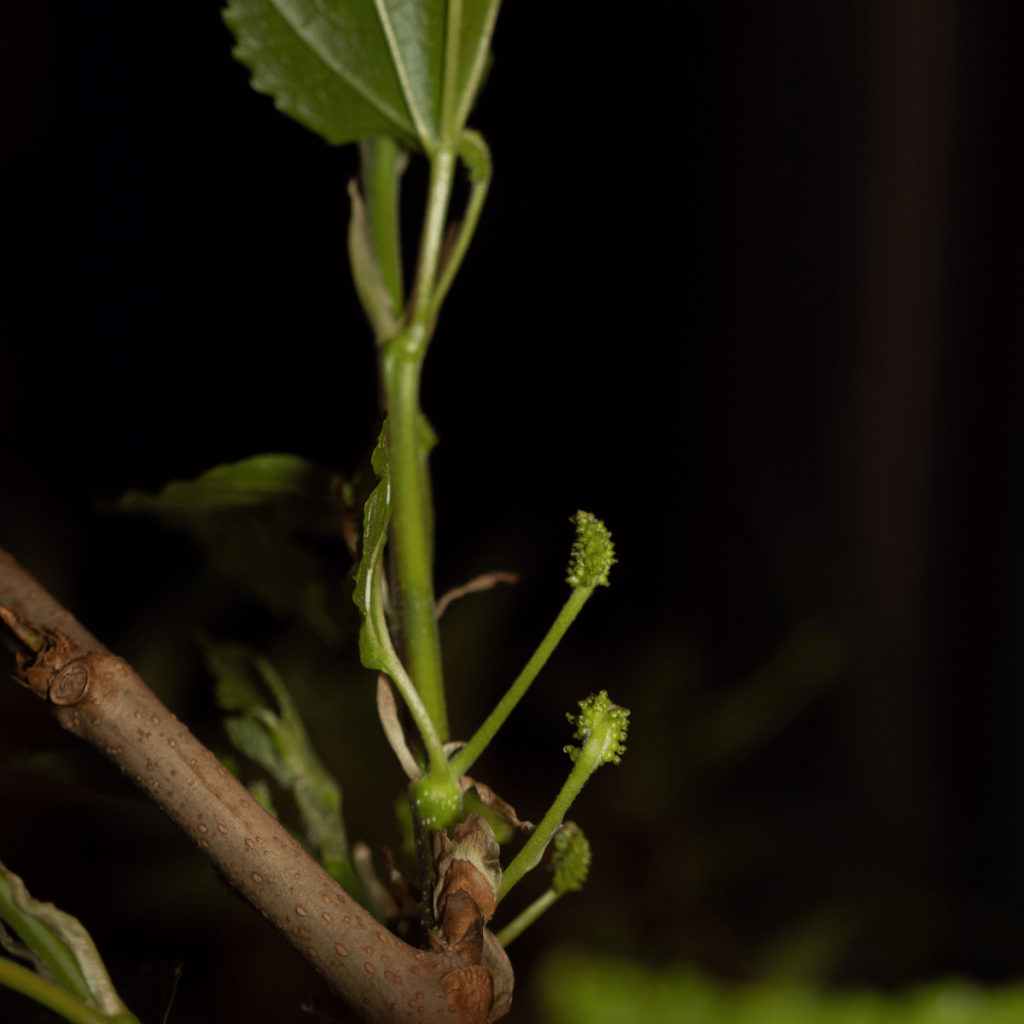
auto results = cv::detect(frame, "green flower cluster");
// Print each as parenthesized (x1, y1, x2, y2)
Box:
(551, 822, 591, 895)
(565, 511, 616, 589)
(564, 690, 630, 766)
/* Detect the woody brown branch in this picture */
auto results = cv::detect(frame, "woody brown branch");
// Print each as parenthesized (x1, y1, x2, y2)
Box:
(0, 546, 508, 1024)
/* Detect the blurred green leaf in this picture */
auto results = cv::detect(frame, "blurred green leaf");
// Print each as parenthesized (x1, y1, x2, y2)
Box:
(536, 948, 1024, 1024)
(687, 622, 845, 765)
(247, 779, 279, 820)
(224, 714, 292, 788)
(754, 905, 861, 985)
(224, 0, 412, 146)
(198, 514, 347, 644)
(353, 421, 394, 673)
(223, 0, 502, 151)
(205, 639, 270, 713)
(0, 857, 139, 1022)
(116, 454, 338, 514)
(202, 640, 362, 897)
(114, 455, 350, 645)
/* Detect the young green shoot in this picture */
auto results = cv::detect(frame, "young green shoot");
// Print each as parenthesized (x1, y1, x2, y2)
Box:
(450, 512, 616, 778)
(498, 691, 628, 903)
(0, 958, 138, 1024)
(495, 822, 591, 947)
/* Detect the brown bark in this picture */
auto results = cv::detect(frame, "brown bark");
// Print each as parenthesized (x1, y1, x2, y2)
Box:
(0, 546, 510, 1023)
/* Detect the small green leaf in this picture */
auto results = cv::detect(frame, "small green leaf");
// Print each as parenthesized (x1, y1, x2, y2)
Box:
(224, 714, 292, 788)
(248, 779, 279, 819)
(116, 454, 339, 513)
(199, 515, 347, 644)
(114, 456, 349, 645)
(565, 511, 615, 589)
(352, 421, 395, 673)
(458, 127, 492, 183)
(0, 857, 137, 1020)
(203, 641, 358, 891)
(204, 638, 270, 713)
(687, 623, 846, 765)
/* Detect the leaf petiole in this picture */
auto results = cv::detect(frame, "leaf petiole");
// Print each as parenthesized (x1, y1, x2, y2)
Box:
(0, 958, 138, 1024)
(429, 130, 492, 320)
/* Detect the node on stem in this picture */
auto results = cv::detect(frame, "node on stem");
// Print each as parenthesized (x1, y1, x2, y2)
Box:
(412, 771, 464, 831)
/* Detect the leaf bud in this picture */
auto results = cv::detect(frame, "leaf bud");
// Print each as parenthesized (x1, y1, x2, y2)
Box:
(412, 771, 463, 831)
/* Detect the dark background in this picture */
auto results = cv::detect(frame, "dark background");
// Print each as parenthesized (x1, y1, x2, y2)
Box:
(2, 0, 1024, 1021)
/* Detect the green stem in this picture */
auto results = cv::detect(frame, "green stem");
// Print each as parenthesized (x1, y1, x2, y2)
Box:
(451, 585, 595, 777)
(429, 172, 490, 320)
(498, 724, 605, 902)
(360, 136, 405, 318)
(381, 341, 449, 742)
(411, 147, 456, 331)
(378, 147, 458, 743)
(494, 889, 561, 947)
(0, 958, 139, 1024)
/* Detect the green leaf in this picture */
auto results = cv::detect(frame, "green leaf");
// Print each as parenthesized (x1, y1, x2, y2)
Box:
(376, 0, 446, 145)
(116, 454, 339, 514)
(451, 0, 503, 131)
(224, 0, 418, 147)
(248, 779, 280, 819)
(536, 949, 1024, 1024)
(202, 641, 359, 892)
(114, 455, 349, 645)
(0, 857, 138, 1022)
(224, 714, 292, 787)
(224, 0, 504, 151)
(204, 637, 271, 713)
(458, 126, 492, 182)
(200, 514, 347, 644)
(686, 622, 845, 765)
(352, 421, 396, 673)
